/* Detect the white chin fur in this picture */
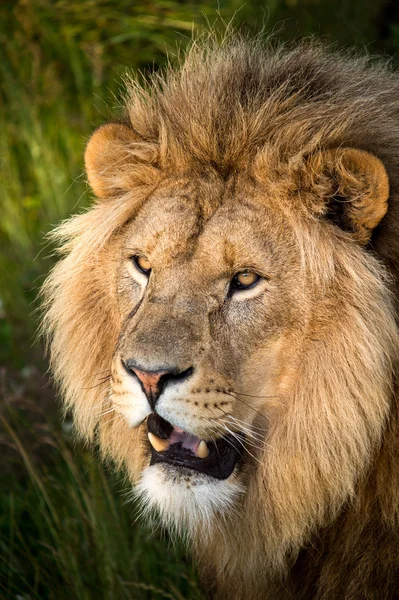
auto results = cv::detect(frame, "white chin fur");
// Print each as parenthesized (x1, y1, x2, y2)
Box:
(136, 464, 244, 538)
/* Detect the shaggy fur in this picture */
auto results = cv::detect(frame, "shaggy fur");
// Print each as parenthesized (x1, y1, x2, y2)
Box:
(42, 35, 399, 599)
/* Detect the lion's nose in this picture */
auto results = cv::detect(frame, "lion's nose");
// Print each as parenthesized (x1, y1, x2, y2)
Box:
(123, 360, 193, 409)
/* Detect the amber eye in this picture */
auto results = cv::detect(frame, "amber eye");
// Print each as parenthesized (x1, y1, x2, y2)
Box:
(132, 255, 152, 275)
(230, 270, 260, 292)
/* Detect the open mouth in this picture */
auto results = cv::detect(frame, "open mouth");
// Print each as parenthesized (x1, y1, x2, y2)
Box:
(147, 413, 245, 480)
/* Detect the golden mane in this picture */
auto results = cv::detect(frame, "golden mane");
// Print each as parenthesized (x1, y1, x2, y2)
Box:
(124, 36, 399, 179)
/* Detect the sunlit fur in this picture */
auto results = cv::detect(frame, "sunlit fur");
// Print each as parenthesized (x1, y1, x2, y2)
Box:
(42, 35, 399, 599)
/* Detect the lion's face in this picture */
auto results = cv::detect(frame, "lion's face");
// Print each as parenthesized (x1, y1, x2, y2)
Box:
(110, 175, 305, 522)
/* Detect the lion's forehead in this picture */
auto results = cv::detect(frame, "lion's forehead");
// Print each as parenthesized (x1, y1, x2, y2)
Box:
(126, 181, 296, 273)
(197, 203, 278, 267)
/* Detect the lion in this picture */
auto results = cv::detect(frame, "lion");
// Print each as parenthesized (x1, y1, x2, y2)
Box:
(42, 35, 399, 599)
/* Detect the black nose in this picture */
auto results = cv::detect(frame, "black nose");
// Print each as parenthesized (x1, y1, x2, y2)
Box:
(122, 360, 193, 409)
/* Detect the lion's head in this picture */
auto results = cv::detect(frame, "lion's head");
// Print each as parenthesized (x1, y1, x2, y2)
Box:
(43, 37, 399, 596)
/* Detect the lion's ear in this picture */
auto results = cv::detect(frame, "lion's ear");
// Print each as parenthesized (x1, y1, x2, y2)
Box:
(307, 148, 389, 244)
(85, 123, 158, 198)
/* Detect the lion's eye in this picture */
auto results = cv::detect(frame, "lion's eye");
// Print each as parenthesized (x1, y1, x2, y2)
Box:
(132, 255, 152, 275)
(230, 271, 260, 292)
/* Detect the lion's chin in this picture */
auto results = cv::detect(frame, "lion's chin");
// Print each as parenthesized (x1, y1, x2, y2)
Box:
(136, 463, 245, 535)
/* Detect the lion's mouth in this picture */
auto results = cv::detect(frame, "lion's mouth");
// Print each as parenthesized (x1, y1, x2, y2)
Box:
(147, 413, 245, 479)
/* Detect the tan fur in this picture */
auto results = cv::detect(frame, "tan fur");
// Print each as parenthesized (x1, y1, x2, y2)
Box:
(42, 35, 399, 599)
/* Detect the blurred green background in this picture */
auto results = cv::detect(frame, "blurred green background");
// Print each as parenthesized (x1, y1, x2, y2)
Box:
(1, 1, 399, 598)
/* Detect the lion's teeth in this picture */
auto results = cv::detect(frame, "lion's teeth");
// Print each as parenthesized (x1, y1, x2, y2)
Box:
(196, 440, 209, 459)
(148, 432, 170, 452)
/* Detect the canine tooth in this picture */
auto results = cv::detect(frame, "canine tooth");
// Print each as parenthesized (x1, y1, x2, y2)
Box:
(148, 432, 170, 452)
(196, 440, 209, 459)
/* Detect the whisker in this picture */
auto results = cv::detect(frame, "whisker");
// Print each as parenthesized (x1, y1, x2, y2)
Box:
(229, 390, 283, 401)
(225, 416, 274, 451)
(193, 404, 264, 446)
(111, 401, 132, 409)
(89, 392, 115, 416)
(203, 408, 266, 446)
(225, 415, 266, 438)
(223, 391, 267, 417)
(218, 422, 264, 465)
(100, 412, 125, 426)
(215, 422, 263, 452)
(83, 374, 112, 391)
(72, 370, 112, 386)
(93, 406, 116, 418)
(224, 422, 263, 444)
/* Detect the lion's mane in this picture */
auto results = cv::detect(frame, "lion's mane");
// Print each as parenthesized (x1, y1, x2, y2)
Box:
(42, 36, 399, 599)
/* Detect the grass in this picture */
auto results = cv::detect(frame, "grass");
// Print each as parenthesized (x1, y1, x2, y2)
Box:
(0, 371, 204, 600)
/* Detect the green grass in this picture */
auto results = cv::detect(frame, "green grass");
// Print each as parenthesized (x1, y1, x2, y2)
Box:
(0, 390, 204, 600)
